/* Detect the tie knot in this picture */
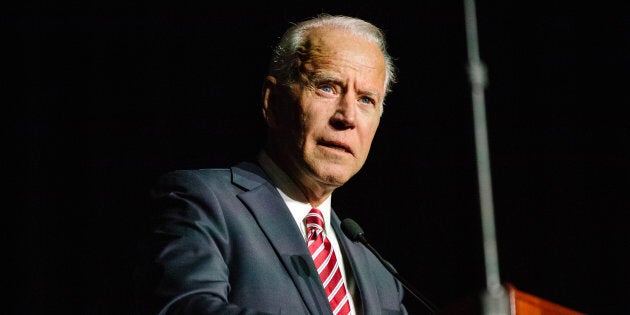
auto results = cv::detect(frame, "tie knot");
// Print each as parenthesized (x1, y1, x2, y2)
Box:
(304, 208, 325, 232)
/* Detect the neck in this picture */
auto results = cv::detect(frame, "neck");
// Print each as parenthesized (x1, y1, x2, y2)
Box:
(257, 149, 333, 207)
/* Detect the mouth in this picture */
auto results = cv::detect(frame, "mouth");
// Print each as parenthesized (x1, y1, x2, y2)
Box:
(318, 140, 353, 155)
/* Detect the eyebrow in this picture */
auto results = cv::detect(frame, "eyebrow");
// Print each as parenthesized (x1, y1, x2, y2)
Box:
(307, 71, 382, 101)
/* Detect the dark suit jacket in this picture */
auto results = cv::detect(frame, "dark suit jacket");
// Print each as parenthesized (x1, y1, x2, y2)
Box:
(135, 161, 407, 314)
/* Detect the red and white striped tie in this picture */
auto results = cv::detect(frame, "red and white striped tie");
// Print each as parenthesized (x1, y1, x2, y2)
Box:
(305, 208, 351, 315)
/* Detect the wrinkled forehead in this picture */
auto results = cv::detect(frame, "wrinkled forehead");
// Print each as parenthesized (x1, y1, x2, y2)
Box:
(304, 28, 385, 92)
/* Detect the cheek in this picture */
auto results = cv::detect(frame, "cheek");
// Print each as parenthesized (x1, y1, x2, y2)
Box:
(301, 106, 329, 133)
(358, 121, 380, 155)
(364, 118, 380, 141)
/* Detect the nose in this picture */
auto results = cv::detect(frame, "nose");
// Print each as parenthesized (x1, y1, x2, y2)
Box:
(330, 93, 357, 129)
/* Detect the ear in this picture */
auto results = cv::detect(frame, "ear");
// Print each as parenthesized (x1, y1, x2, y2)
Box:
(262, 75, 280, 128)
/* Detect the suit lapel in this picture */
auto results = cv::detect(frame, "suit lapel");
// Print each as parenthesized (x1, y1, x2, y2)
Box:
(232, 162, 333, 315)
(332, 211, 382, 314)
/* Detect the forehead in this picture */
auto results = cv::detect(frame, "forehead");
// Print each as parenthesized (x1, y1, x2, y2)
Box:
(302, 27, 386, 88)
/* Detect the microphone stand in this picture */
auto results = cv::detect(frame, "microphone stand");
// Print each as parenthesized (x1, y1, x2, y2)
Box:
(361, 240, 438, 313)
(341, 219, 438, 314)
(463, 0, 510, 314)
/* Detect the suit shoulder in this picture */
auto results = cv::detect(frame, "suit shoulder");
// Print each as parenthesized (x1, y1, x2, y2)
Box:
(162, 168, 230, 179)
(154, 168, 232, 191)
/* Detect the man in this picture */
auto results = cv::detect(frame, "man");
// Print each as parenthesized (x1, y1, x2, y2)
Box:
(135, 14, 406, 314)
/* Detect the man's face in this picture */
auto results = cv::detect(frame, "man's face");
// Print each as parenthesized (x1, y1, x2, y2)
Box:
(269, 27, 386, 190)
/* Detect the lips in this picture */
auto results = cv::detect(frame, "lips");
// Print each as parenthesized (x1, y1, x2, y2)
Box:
(318, 140, 352, 154)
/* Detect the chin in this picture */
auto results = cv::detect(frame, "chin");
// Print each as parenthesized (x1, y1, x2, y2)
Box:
(318, 166, 356, 186)
(321, 175, 349, 187)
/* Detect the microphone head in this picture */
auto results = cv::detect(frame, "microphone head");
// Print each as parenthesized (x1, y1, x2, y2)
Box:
(341, 218, 366, 243)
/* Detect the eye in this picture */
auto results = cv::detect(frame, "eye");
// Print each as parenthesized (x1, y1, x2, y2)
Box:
(359, 96, 376, 106)
(319, 85, 334, 94)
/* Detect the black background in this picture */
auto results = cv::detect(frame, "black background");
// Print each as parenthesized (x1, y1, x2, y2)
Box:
(11, 1, 628, 314)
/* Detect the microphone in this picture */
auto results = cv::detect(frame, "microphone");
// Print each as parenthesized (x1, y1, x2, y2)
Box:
(341, 218, 438, 314)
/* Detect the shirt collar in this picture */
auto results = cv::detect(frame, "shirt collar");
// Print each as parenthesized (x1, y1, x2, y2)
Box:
(257, 150, 332, 233)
